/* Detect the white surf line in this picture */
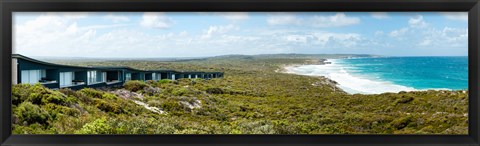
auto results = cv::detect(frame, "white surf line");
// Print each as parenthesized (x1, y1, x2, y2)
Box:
(284, 59, 417, 94)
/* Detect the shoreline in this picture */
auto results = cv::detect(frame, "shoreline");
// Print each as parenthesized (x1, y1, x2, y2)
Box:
(280, 59, 348, 94)
(281, 59, 466, 95)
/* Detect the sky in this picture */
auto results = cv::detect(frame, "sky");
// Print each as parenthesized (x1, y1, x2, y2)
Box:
(13, 12, 468, 58)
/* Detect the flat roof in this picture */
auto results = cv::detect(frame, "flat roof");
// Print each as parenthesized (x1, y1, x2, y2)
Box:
(12, 54, 222, 74)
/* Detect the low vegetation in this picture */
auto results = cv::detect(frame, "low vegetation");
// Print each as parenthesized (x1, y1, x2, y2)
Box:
(12, 54, 468, 134)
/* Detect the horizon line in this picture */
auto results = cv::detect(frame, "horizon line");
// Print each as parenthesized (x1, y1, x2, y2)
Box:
(12, 53, 468, 59)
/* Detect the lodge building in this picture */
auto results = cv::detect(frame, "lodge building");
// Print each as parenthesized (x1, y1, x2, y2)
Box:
(12, 54, 224, 90)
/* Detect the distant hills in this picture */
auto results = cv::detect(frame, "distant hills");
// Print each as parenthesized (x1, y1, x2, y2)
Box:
(26, 53, 379, 63)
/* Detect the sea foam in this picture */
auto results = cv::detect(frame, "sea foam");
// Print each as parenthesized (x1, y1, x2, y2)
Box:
(284, 59, 416, 94)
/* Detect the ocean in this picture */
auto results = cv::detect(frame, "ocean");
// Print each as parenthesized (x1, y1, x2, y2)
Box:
(285, 56, 468, 94)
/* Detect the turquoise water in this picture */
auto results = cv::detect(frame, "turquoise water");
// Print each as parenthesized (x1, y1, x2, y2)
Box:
(337, 56, 468, 90)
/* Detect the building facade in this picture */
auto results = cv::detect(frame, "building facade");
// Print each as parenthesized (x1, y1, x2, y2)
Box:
(12, 54, 224, 90)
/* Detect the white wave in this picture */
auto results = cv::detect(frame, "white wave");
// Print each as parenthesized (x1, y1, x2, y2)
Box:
(284, 59, 417, 94)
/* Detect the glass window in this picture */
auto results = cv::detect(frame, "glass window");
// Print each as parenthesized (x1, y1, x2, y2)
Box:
(87, 71, 106, 84)
(21, 70, 46, 84)
(60, 72, 74, 87)
(87, 71, 97, 84)
(152, 73, 157, 80)
(125, 73, 132, 81)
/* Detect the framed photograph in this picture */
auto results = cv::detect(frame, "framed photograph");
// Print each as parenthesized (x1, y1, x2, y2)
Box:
(1, 0, 479, 145)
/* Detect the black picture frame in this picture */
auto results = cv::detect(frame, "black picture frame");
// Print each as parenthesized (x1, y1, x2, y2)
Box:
(1, 0, 479, 146)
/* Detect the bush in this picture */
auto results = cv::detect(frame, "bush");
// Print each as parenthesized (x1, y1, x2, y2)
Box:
(12, 123, 53, 134)
(65, 96, 79, 105)
(206, 88, 224, 94)
(109, 117, 177, 134)
(22, 85, 67, 105)
(59, 88, 77, 97)
(272, 120, 297, 134)
(102, 93, 118, 100)
(395, 96, 414, 104)
(160, 100, 184, 111)
(12, 84, 34, 105)
(75, 118, 114, 134)
(44, 103, 80, 118)
(158, 79, 172, 84)
(14, 102, 51, 125)
(124, 80, 147, 92)
(78, 88, 104, 99)
(94, 99, 122, 114)
(390, 116, 413, 130)
(172, 88, 190, 96)
(174, 128, 209, 134)
(42, 93, 67, 105)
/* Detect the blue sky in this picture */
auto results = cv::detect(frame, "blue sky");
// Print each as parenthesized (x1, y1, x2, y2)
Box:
(13, 12, 468, 58)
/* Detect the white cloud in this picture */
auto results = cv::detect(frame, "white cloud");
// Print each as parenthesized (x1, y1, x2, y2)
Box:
(201, 24, 239, 39)
(13, 14, 131, 57)
(310, 13, 360, 27)
(418, 39, 432, 46)
(105, 14, 130, 23)
(284, 35, 310, 44)
(140, 12, 173, 29)
(14, 12, 467, 57)
(388, 26, 467, 51)
(417, 27, 468, 47)
(311, 32, 362, 47)
(267, 13, 301, 25)
(218, 12, 249, 21)
(267, 13, 360, 28)
(389, 28, 408, 37)
(370, 12, 389, 19)
(374, 31, 384, 36)
(440, 12, 468, 21)
(14, 13, 374, 58)
(408, 15, 428, 28)
(388, 14, 467, 49)
(389, 15, 428, 39)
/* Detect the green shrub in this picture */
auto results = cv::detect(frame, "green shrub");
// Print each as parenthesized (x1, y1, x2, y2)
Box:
(109, 117, 177, 134)
(158, 79, 172, 84)
(172, 88, 190, 96)
(44, 103, 80, 118)
(27, 93, 43, 105)
(12, 123, 53, 134)
(22, 85, 67, 105)
(14, 102, 51, 125)
(147, 100, 163, 107)
(160, 100, 184, 111)
(94, 99, 122, 114)
(124, 80, 147, 92)
(174, 128, 209, 134)
(78, 88, 104, 99)
(59, 88, 77, 97)
(102, 93, 118, 100)
(65, 96, 79, 105)
(206, 88, 224, 94)
(395, 96, 414, 104)
(75, 118, 114, 134)
(390, 116, 413, 130)
(42, 93, 67, 105)
(12, 84, 34, 105)
(272, 120, 297, 134)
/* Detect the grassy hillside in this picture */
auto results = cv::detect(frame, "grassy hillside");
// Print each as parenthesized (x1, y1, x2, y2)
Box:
(12, 54, 468, 134)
